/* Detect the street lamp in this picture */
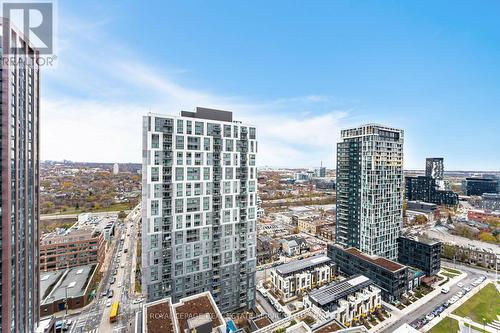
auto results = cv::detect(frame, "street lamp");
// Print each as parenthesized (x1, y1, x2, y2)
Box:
(65, 285, 69, 316)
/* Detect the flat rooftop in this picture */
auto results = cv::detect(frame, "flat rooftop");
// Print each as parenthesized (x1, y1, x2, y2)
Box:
(345, 248, 405, 272)
(400, 235, 440, 246)
(309, 275, 373, 307)
(276, 255, 331, 275)
(41, 264, 96, 305)
(40, 270, 65, 300)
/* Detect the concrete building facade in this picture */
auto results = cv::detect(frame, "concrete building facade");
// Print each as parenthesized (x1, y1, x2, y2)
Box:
(142, 108, 257, 313)
(270, 255, 336, 300)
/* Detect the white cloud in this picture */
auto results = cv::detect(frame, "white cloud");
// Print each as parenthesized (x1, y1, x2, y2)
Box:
(41, 15, 353, 167)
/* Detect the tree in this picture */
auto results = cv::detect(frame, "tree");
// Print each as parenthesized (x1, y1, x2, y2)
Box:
(447, 214, 453, 224)
(118, 211, 127, 219)
(414, 215, 428, 225)
(442, 244, 456, 260)
(478, 232, 497, 243)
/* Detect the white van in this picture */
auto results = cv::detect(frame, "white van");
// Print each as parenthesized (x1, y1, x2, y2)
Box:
(441, 286, 450, 294)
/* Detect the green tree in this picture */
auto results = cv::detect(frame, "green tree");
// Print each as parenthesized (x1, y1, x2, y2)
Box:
(442, 244, 456, 260)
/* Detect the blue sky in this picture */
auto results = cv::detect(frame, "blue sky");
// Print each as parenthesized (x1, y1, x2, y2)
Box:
(42, 0, 500, 170)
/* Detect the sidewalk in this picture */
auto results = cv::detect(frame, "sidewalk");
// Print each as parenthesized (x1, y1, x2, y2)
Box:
(421, 279, 490, 332)
(370, 269, 466, 332)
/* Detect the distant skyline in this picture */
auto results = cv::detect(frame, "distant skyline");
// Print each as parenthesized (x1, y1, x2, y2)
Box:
(42, 1, 500, 170)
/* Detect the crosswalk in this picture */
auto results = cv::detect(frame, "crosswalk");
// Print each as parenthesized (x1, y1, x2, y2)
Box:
(85, 329, 99, 333)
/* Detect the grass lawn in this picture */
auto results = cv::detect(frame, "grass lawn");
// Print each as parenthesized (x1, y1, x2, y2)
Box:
(453, 283, 500, 323)
(442, 272, 459, 279)
(429, 317, 459, 333)
(442, 267, 461, 275)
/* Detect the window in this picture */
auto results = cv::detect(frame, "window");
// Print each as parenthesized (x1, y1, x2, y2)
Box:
(187, 136, 200, 150)
(151, 167, 159, 182)
(203, 167, 210, 180)
(175, 167, 184, 181)
(225, 195, 233, 208)
(249, 127, 256, 139)
(187, 167, 200, 181)
(225, 167, 233, 180)
(223, 153, 231, 166)
(175, 136, 184, 149)
(176, 183, 183, 197)
(224, 124, 231, 137)
(195, 122, 204, 135)
(187, 198, 200, 212)
(186, 121, 192, 134)
(175, 199, 184, 213)
(226, 139, 234, 152)
(177, 120, 183, 134)
(204, 138, 210, 151)
(151, 134, 159, 149)
(194, 152, 203, 166)
(194, 183, 202, 195)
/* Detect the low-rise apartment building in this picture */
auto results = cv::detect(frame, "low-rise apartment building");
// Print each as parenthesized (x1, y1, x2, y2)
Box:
(270, 255, 336, 300)
(328, 244, 413, 301)
(317, 225, 335, 241)
(467, 209, 500, 223)
(305, 275, 381, 328)
(297, 216, 334, 236)
(40, 225, 105, 271)
(398, 236, 442, 276)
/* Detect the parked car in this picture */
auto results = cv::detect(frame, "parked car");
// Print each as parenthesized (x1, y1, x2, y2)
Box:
(441, 286, 450, 294)
(457, 282, 464, 288)
(106, 300, 112, 307)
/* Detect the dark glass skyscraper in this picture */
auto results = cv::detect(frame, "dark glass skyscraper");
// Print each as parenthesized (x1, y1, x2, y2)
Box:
(1, 21, 40, 332)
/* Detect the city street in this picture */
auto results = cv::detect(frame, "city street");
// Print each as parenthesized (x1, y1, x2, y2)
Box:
(381, 264, 489, 333)
(62, 205, 142, 333)
(255, 291, 283, 322)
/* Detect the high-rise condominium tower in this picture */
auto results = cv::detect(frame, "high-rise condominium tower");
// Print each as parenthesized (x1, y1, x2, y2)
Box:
(425, 158, 444, 180)
(335, 124, 404, 260)
(1, 21, 40, 332)
(142, 107, 257, 313)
